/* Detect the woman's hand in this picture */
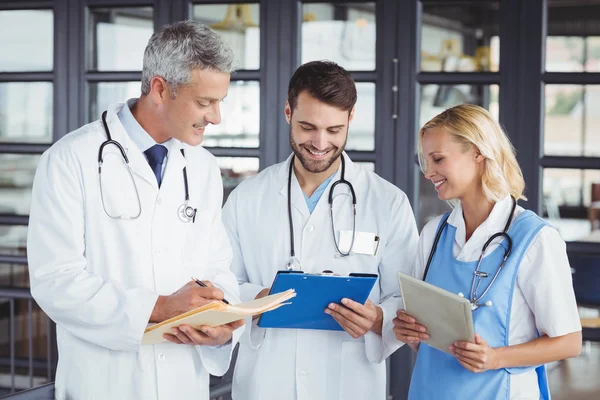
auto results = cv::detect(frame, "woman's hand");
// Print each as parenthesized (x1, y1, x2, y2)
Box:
(392, 310, 430, 351)
(450, 333, 500, 373)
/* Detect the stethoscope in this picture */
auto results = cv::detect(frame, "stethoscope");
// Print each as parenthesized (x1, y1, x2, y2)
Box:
(98, 110, 197, 223)
(422, 196, 517, 311)
(286, 155, 357, 270)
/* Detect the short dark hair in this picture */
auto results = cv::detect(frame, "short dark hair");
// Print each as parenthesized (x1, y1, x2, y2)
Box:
(287, 61, 357, 114)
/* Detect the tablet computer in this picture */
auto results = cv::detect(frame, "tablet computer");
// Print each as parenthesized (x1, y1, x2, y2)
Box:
(397, 272, 475, 354)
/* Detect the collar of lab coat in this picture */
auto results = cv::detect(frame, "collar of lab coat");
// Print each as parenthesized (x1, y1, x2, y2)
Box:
(446, 195, 517, 256)
(278, 152, 356, 217)
(104, 103, 187, 190)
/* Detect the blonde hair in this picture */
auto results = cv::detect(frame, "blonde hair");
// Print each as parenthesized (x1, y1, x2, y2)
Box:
(417, 104, 526, 203)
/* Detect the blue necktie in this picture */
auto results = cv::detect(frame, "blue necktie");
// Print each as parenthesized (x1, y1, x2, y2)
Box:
(144, 144, 168, 187)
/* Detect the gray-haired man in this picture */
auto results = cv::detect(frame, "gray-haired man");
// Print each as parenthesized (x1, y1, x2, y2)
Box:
(27, 21, 244, 400)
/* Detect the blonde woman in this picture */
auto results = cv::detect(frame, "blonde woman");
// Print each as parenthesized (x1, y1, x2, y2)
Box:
(393, 104, 582, 399)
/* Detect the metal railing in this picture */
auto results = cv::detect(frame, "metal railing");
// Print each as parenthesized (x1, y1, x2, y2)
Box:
(0, 286, 56, 397)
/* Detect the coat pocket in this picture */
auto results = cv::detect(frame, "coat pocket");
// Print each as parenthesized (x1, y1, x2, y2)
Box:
(338, 341, 386, 400)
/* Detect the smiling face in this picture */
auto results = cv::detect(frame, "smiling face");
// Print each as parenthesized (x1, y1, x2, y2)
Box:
(420, 126, 485, 201)
(285, 91, 352, 174)
(150, 67, 230, 145)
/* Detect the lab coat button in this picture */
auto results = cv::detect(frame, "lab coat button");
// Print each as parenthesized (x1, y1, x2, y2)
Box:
(299, 370, 307, 376)
(156, 197, 162, 205)
(308, 225, 315, 232)
(155, 250, 161, 256)
(157, 353, 166, 361)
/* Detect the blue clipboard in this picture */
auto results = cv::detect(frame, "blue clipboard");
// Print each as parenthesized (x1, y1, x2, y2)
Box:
(258, 270, 378, 331)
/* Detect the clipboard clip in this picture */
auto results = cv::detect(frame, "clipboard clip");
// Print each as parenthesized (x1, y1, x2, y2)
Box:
(319, 270, 338, 276)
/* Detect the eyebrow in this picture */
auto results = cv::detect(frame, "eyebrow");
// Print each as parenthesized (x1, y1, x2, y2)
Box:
(198, 95, 227, 102)
(428, 151, 442, 156)
(297, 120, 346, 129)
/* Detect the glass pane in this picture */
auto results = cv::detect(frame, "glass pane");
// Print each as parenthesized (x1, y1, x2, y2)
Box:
(544, 85, 600, 157)
(0, 226, 27, 257)
(546, 37, 585, 72)
(546, 2, 600, 72)
(88, 7, 153, 71)
(349, 82, 374, 151)
(192, 4, 260, 70)
(417, 84, 499, 228)
(203, 81, 259, 148)
(301, 3, 375, 70)
(421, 1, 500, 72)
(0, 10, 53, 72)
(217, 157, 259, 202)
(543, 168, 600, 242)
(88, 82, 140, 122)
(0, 155, 40, 218)
(0, 83, 53, 143)
(420, 84, 499, 127)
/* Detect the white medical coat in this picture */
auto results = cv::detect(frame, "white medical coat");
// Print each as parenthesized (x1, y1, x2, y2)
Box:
(27, 103, 243, 400)
(222, 154, 419, 400)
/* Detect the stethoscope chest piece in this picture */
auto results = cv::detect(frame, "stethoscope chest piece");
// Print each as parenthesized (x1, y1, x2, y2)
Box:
(177, 203, 197, 223)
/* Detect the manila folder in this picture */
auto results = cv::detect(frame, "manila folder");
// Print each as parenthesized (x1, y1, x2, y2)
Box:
(142, 289, 296, 345)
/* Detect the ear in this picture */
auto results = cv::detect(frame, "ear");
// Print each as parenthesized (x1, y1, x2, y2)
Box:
(348, 107, 355, 123)
(474, 153, 485, 163)
(284, 100, 292, 124)
(149, 76, 169, 103)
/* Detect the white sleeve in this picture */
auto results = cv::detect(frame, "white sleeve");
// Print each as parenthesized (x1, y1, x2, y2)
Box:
(27, 151, 158, 352)
(365, 191, 419, 363)
(195, 161, 245, 376)
(517, 226, 582, 337)
(222, 186, 267, 349)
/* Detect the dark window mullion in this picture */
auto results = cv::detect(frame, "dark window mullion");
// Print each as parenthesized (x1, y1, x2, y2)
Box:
(0, 215, 29, 226)
(231, 70, 261, 81)
(544, 72, 600, 85)
(0, 144, 50, 154)
(540, 155, 600, 170)
(86, 71, 142, 81)
(85, 0, 153, 7)
(0, 1, 53, 10)
(203, 147, 260, 158)
(0, 72, 53, 82)
(351, 71, 377, 82)
(417, 72, 500, 85)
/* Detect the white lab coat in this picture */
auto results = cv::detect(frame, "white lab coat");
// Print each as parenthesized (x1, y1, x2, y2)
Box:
(27, 103, 243, 400)
(223, 154, 419, 400)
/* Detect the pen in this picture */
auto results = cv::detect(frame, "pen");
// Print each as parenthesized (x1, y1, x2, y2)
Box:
(191, 277, 230, 304)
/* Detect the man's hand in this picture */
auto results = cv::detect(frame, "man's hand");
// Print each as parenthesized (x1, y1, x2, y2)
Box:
(251, 288, 270, 320)
(392, 310, 429, 352)
(255, 288, 270, 300)
(164, 319, 246, 346)
(150, 281, 224, 323)
(325, 299, 383, 338)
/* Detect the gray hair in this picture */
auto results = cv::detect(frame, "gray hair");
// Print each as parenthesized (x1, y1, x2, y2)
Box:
(141, 21, 236, 97)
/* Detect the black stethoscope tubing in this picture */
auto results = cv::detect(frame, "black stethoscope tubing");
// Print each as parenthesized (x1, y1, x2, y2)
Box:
(422, 196, 517, 308)
(287, 155, 357, 262)
(99, 110, 196, 222)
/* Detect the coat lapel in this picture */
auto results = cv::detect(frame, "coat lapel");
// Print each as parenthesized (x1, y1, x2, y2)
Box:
(278, 155, 309, 217)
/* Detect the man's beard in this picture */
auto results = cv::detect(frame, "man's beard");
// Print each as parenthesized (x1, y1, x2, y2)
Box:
(289, 127, 347, 174)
